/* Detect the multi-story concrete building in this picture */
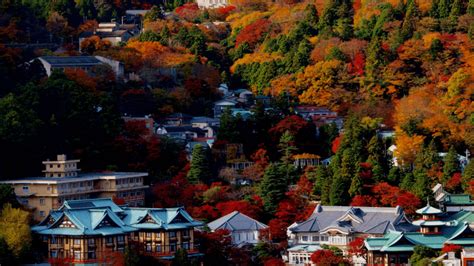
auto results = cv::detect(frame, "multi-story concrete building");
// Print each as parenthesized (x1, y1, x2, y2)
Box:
(33, 198, 203, 264)
(0, 154, 148, 221)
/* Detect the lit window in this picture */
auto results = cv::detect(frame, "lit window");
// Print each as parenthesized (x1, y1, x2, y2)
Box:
(74, 239, 81, 245)
(146, 244, 152, 252)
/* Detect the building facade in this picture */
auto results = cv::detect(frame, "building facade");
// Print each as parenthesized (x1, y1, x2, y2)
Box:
(286, 205, 415, 266)
(0, 154, 148, 221)
(208, 211, 268, 246)
(33, 198, 203, 264)
(365, 204, 474, 265)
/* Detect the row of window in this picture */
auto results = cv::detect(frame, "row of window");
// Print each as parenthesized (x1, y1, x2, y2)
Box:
(47, 163, 76, 169)
(117, 191, 143, 198)
(50, 235, 125, 245)
(116, 177, 142, 186)
(145, 242, 190, 253)
(144, 230, 188, 238)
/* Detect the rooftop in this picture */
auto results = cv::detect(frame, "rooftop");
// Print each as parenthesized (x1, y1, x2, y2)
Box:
(33, 198, 203, 236)
(39, 56, 102, 67)
(0, 172, 148, 184)
(208, 211, 268, 232)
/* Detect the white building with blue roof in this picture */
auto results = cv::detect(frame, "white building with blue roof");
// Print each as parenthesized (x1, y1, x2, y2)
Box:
(207, 211, 268, 246)
(286, 204, 415, 266)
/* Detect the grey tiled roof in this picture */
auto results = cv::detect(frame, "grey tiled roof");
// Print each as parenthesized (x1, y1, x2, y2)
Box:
(290, 205, 415, 235)
(208, 211, 267, 232)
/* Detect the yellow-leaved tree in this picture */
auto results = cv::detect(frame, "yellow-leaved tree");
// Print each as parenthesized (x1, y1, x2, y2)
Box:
(0, 204, 31, 257)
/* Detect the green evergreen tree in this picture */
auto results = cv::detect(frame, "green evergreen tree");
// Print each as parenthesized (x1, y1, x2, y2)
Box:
(317, 0, 338, 37)
(278, 131, 298, 183)
(414, 140, 440, 171)
(330, 149, 357, 205)
(218, 108, 239, 142)
(413, 170, 431, 199)
(449, 0, 462, 18)
(400, 172, 415, 191)
(259, 163, 288, 214)
(349, 171, 363, 197)
(400, 0, 420, 40)
(187, 144, 211, 184)
(410, 246, 437, 265)
(144, 5, 164, 21)
(387, 167, 402, 185)
(462, 159, 474, 190)
(468, 0, 474, 15)
(437, 0, 451, 18)
(292, 39, 312, 70)
(160, 26, 171, 43)
(365, 37, 383, 82)
(430, 0, 440, 17)
(305, 4, 319, 30)
(442, 146, 459, 183)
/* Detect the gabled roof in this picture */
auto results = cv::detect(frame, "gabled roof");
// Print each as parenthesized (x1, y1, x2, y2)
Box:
(364, 210, 474, 252)
(290, 205, 408, 235)
(208, 211, 267, 232)
(33, 199, 203, 236)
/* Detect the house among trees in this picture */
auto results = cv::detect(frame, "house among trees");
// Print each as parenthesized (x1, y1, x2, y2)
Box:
(207, 211, 267, 246)
(433, 184, 474, 212)
(32, 198, 203, 264)
(286, 204, 414, 265)
(37, 56, 124, 78)
(196, 0, 229, 9)
(79, 22, 138, 47)
(365, 203, 474, 265)
(0, 154, 148, 221)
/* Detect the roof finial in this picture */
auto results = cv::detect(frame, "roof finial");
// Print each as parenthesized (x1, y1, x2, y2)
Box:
(426, 197, 430, 206)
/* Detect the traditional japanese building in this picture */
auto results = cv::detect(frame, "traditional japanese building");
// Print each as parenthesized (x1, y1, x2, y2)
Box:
(286, 205, 415, 266)
(32, 198, 203, 264)
(365, 203, 474, 265)
(0, 154, 148, 221)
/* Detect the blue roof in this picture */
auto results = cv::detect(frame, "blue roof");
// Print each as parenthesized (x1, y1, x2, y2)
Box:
(365, 210, 474, 252)
(33, 198, 203, 236)
(208, 211, 267, 232)
(289, 205, 412, 235)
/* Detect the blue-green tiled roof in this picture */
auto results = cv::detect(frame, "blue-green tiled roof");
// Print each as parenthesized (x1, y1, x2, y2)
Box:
(364, 210, 474, 252)
(33, 198, 203, 237)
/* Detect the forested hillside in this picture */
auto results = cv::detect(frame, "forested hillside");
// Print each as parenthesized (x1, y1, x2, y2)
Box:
(0, 0, 473, 263)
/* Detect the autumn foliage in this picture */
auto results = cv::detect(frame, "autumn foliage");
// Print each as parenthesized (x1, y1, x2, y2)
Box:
(351, 182, 421, 214)
(235, 18, 272, 48)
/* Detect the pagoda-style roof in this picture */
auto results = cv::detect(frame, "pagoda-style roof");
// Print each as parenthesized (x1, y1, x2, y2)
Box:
(365, 210, 474, 253)
(416, 203, 443, 215)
